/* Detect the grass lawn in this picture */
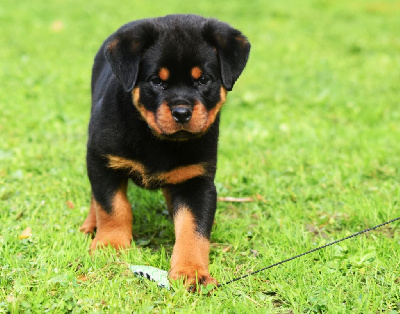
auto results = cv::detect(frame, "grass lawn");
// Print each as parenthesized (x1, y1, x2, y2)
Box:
(1, 0, 400, 312)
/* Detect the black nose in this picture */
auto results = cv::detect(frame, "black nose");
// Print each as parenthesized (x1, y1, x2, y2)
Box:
(171, 106, 192, 123)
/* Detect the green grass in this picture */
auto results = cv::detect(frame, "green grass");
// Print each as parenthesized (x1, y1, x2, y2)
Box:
(1, 0, 400, 312)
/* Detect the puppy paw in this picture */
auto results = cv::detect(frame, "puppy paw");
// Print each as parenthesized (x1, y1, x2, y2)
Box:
(169, 266, 218, 292)
(80, 201, 97, 234)
(79, 221, 96, 234)
(90, 233, 132, 251)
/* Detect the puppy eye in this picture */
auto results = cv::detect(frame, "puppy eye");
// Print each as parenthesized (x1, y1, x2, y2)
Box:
(150, 77, 163, 86)
(198, 75, 210, 85)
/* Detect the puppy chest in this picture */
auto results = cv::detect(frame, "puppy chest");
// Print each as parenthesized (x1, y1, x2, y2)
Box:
(106, 155, 209, 188)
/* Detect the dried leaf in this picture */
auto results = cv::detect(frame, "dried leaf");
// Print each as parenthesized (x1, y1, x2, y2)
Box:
(250, 249, 259, 257)
(218, 197, 254, 202)
(305, 224, 329, 239)
(77, 275, 88, 282)
(256, 194, 268, 203)
(222, 246, 231, 253)
(66, 200, 75, 209)
(18, 227, 32, 239)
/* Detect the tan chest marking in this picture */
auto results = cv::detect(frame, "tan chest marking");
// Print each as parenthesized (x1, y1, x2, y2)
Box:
(203, 87, 226, 130)
(106, 155, 208, 187)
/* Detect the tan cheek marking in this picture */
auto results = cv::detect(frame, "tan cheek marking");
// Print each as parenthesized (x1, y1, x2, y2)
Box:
(132, 88, 163, 135)
(90, 183, 133, 251)
(132, 87, 140, 105)
(170, 206, 211, 282)
(158, 164, 206, 185)
(159, 67, 170, 81)
(191, 67, 202, 80)
(201, 87, 227, 132)
(156, 102, 178, 134)
(188, 103, 208, 132)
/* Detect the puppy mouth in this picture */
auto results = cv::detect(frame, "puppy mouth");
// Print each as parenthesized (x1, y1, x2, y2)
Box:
(161, 130, 202, 140)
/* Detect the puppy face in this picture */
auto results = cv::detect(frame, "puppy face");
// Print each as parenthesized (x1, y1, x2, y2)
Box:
(132, 38, 227, 140)
(105, 15, 250, 140)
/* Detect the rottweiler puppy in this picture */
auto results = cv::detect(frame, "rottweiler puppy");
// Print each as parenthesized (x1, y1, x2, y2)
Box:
(80, 14, 250, 288)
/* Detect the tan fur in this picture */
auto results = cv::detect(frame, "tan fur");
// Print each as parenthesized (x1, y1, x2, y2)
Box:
(90, 182, 133, 251)
(188, 102, 208, 131)
(169, 206, 217, 287)
(108, 155, 147, 176)
(132, 86, 227, 138)
(191, 67, 202, 80)
(159, 67, 170, 81)
(132, 88, 163, 134)
(202, 87, 227, 131)
(235, 35, 249, 48)
(158, 164, 206, 184)
(107, 155, 208, 187)
(155, 102, 178, 134)
(79, 196, 97, 234)
(106, 38, 119, 51)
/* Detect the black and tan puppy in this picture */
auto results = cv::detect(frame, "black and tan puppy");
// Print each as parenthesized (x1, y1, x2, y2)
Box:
(80, 14, 250, 288)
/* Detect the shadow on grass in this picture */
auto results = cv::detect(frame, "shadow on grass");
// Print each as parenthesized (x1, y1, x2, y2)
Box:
(128, 184, 176, 252)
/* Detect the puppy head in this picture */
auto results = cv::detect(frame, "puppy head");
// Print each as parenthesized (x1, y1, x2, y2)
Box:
(105, 15, 250, 140)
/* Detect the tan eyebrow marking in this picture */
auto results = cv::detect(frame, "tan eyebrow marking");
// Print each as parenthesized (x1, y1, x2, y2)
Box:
(159, 67, 170, 81)
(191, 67, 202, 80)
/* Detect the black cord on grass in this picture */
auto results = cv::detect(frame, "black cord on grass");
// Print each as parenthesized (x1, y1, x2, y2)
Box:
(217, 216, 400, 287)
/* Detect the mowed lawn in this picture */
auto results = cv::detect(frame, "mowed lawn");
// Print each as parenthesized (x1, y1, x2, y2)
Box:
(1, 0, 400, 312)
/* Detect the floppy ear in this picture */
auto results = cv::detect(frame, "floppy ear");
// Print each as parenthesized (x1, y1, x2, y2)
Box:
(203, 20, 251, 91)
(104, 21, 158, 92)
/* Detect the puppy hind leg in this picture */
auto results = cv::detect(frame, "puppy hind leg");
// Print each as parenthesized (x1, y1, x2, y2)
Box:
(162, 188, 174, 217)
(80, 196, 97, 235)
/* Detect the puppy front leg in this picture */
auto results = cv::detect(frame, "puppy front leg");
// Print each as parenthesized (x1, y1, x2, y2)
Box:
(85, 155, 133, 251)
(165, 178, 218, 289)
(90, 181, 133, 251)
